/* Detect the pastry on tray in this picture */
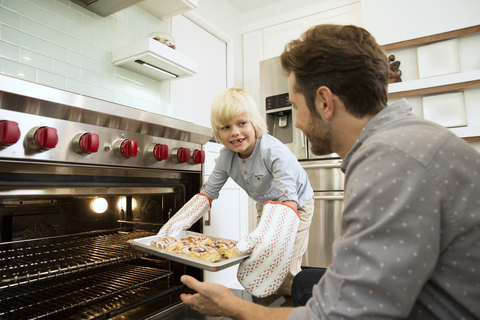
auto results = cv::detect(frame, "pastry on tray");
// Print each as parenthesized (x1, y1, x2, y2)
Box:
(211, 239, 240, 259)
(182, 244, 222, 263)
(149, 235, 240, 263)
(150, 236, 177, 249)
(180, 234, 212, 246)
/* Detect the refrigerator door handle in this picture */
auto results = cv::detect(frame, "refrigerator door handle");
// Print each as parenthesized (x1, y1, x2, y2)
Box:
(302, 162, 342, 169)
(314, 194, 344, 200)
(300, 129, 306, 149)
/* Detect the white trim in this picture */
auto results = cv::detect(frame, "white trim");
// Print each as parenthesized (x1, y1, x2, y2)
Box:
(241, 0, 359, 34)
(182, 11, 235, 88)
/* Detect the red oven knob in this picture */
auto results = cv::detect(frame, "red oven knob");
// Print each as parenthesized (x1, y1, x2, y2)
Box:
(190, 149, 205, 164)
(0, 120, 21, 146)
(72, 133, 99, 154)
(27, 126, 58, 151)
(171, 147, 190, 164)
(114, 139, 138, 159)
(148, 143, 168, 161)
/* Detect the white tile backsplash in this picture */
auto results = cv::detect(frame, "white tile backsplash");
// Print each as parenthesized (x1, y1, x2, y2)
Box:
(0, 0, 169, 115)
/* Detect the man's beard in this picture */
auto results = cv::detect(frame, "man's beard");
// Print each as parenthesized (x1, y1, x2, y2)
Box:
(306, 113, 333, 156)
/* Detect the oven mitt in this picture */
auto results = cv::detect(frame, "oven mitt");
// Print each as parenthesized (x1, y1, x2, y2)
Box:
(236, 201, 300, 297)
(157, 193, 211, 238)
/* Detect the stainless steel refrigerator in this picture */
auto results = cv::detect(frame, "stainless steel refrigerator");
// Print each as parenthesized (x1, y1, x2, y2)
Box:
(260, 56, 345, 268)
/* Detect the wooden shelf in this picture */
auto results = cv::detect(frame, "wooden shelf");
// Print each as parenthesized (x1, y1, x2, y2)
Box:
(383, 25, 480, 143)
(381, 25, 480, 51)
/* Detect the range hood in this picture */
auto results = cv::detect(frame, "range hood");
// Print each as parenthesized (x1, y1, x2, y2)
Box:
(70, 0, 144, 17)
(71, 0, 198, 18)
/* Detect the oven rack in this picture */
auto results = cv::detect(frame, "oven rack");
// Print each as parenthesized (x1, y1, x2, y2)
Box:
(0, 231, 155, 287)
(0, 263, 174, 320)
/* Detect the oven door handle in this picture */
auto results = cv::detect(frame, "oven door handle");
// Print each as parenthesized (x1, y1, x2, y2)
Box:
(204, 209, 211, 226)
(314, 195, 344, 200)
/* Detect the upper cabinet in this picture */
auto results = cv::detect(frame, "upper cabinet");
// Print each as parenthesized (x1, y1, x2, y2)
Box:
(140, 0, 198, 20)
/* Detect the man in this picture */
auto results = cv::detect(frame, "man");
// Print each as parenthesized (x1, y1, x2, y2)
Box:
(180, 24, 480, 319)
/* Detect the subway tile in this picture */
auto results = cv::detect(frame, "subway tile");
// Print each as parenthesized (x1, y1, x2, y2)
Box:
(2, 26, 37, 51)
(0, 40, 19, 61)
(117, 20, 137, 39)
(92, 59, 115, 77)
(56, 0, 70, 6)
(125, 81, 143, 97)
(39, 9, 68, 31)
(106, 26, 127, 46)
(54, 30, 81, 52)
(20, 48, 52, 70)
(80, 68, 103, 87)
(92, 85, 114, 102)
(3, 0, 38, 20)
(133, 97, 154, 112)
(104, 51, 113, 65)
(134, 73, 154, 88)
(27, 0, 56, 13)
(21, 16, 53, 42)
(55, 1, 82, 26)
(136, 8, 154, 26)
(114, 91, 134, 107)
(53, 59, 80, 79)
(104, 75, 125, 93)
(69, 22, 93, 43)
(0, 7, 21, 29)
(81, 42, 106, 62)
(66, 77, 91, 95)
(0, 58, 36, 81)
(37, 39, 66, 61)
(114, 66, 135, 83)
(83, 14, 106, 36)
(112, 9, 128, 24)
(127, 13, 146, 33)
(67, 50, 92, 70)
(93, 33, 116, 51)
(37, 69, 66, 90)
(96, 14, 117, 29)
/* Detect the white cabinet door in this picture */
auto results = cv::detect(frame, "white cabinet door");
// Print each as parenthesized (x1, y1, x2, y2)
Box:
(203, 142, 248, 289)
(243, 30, 264, 113)
(263, 17, 310, 60)
(171, 15, 227, 128)
(308, 2, 362, 27)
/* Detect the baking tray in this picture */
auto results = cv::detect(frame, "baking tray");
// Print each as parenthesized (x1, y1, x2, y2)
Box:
(128, 231, 249, 272)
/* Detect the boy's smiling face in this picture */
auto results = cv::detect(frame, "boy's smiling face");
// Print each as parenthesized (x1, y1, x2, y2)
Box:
(218, 114, 256, 159)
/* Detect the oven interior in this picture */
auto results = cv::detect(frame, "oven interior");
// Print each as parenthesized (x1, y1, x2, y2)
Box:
(0, 164, 203, 319)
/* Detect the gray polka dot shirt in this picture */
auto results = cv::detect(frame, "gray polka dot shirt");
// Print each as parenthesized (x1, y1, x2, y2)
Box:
(288, 99, 480, 319)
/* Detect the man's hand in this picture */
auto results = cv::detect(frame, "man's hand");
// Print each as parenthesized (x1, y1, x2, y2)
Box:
(180, 275, 239, 317)
(180, 275, 294, 320)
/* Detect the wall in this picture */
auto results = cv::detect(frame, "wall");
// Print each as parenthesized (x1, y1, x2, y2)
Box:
(0, 0, 244, 117)
(0, 0, 174, 115)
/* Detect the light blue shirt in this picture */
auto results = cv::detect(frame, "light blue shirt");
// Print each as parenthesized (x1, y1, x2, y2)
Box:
(201, 133, 313, 208)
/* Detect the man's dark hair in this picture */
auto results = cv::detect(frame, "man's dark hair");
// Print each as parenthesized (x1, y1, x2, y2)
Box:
(280, 24, 389, 118)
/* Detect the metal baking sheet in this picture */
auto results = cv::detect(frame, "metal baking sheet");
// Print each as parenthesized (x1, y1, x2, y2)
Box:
(128, 231, 249, 272)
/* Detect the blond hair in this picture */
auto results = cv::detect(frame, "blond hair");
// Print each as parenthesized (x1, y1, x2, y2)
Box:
(210, 88, 268, 143)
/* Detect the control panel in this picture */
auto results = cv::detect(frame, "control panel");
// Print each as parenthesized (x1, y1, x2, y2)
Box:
(0, 110, 205, 171)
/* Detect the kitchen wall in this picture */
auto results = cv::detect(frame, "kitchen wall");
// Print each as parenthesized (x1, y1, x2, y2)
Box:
(0, 0, 171, 114)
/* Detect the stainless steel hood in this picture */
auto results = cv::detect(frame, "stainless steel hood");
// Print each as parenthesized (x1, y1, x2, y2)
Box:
(70, 0, 144, 16)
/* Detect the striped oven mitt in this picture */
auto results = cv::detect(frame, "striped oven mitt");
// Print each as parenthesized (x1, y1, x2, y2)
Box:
(236, 201, 300, 297)
(157, 193, 211, 238)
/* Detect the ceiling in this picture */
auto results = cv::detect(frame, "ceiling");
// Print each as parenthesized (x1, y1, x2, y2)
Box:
(225, 0, 285, 14)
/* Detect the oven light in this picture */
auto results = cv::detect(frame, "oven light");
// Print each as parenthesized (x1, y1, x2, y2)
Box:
(117, 197, 137, 211)
(91, 197, 108, 214)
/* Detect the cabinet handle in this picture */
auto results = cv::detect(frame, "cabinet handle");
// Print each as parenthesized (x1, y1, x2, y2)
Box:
(204, 209, 211, 226)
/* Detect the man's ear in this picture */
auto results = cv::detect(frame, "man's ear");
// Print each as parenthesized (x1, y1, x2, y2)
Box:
(316, 86, 335, 120)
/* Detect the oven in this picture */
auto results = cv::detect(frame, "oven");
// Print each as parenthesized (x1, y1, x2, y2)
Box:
(0, 74, 213, 319)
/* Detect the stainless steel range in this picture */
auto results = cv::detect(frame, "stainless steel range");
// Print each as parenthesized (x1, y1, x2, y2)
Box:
(0, 74, 213, 319)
